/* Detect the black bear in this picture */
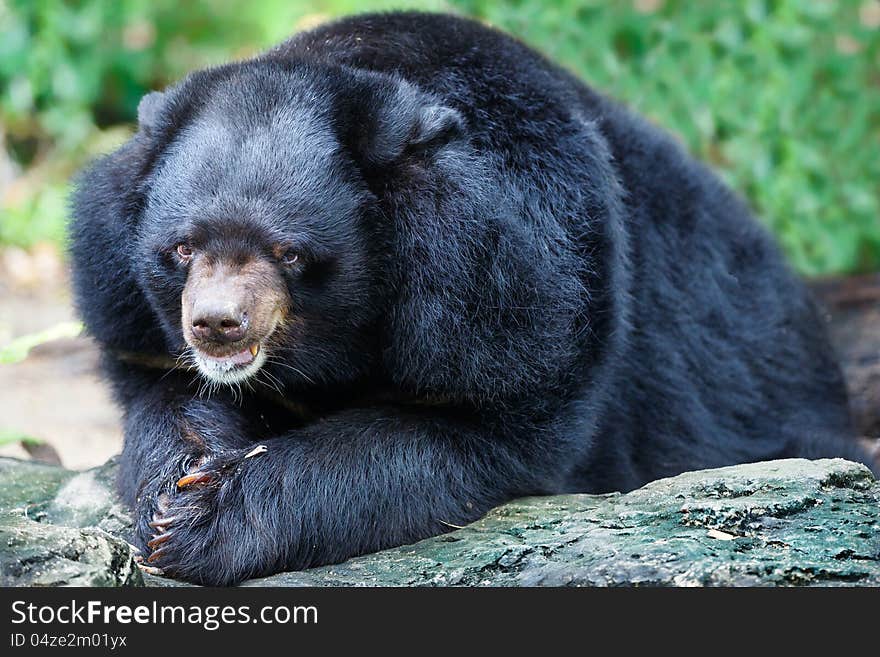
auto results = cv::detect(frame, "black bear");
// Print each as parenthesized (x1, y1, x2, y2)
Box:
(70, 12, 872, 585)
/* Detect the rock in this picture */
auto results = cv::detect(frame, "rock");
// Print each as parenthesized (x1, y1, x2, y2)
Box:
(0, 514, 141, 586)
(246, 458, 880, 587)
(0, 457, 142, 586)
(0, 455, 877, 586)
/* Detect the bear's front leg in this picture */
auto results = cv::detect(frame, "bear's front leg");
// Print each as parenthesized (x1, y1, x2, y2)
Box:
(141, 405, 565, 586)
(116, 373, 262, 572)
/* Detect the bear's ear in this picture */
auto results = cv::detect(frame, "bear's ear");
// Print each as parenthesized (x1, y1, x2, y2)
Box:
(342, 75, 465, 169)
(407, 103, 464, 149)
(137, 91, 166, 135)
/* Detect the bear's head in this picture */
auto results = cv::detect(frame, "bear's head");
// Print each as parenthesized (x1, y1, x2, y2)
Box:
(130, 61, 466, 388)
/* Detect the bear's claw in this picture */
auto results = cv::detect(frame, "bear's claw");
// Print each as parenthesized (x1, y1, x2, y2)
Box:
(145, 491, 175, 566)
(148, 516, 177, 529)
(146, 547, 168, 563)
(176, 471, 214, 488)
(147, 532, 172, 549)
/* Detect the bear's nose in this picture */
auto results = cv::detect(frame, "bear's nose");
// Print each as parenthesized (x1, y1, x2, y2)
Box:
(191, 305, 248, 344)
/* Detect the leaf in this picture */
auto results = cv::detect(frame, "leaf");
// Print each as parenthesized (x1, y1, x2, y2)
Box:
(0, 429, 43, 448)
(0, 320, 83, 365)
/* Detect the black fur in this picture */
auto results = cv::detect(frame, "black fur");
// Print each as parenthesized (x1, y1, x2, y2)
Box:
(69, 12, 872, 585)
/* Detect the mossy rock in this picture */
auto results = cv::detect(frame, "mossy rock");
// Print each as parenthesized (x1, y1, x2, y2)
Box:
(0, 456, 877, 587)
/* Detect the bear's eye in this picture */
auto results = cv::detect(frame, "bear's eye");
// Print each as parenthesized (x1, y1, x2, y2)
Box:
(280, 250, 299, 267)
(176, 243, 194, 261)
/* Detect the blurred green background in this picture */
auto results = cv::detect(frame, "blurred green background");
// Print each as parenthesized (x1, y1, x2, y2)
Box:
(1, 0, 878, 275)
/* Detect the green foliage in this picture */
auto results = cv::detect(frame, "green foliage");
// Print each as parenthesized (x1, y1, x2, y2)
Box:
(0, 321, 83, 364)
(0, 429, 43, 448)
(1, 0, 877, 274)
(1, 0, 261, 143)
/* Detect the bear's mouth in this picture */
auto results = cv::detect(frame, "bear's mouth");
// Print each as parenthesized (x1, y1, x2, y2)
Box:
(201, 343, 260, 365)
(189, 342, 268, 385)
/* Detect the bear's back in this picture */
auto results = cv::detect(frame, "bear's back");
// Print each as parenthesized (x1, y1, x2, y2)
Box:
(268, 12, 602, 149)
(274, 12, 858, 488)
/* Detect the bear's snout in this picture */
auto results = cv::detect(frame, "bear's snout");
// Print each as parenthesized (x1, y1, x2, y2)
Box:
(182, 263, 255, 352)
(179, 255, 289, 384)
(190, 300, 248, 345)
